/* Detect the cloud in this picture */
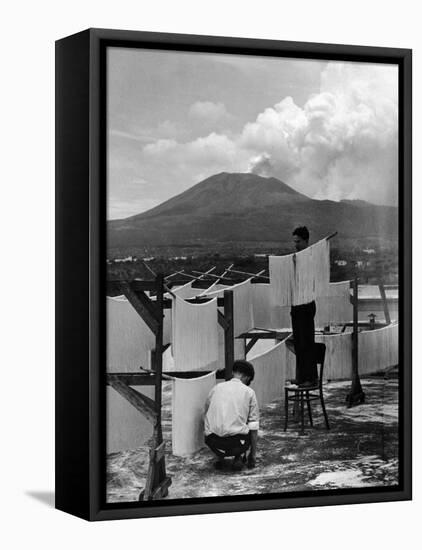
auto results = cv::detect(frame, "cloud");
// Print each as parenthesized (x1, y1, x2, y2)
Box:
(241, 63, 398, 205)
(189, 101, 229, 122)
(109, 61, 398, 218)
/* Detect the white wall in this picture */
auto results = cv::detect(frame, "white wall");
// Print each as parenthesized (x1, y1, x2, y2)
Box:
(2, 1, 419, 549)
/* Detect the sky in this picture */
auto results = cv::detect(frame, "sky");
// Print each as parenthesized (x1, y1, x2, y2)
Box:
(107, 47, 398, 220)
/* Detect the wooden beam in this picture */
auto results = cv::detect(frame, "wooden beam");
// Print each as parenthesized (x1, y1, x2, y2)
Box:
(106, 373, 156, 386)
(192, 270, 237, 283)
(133, 286, 162, 321)
(170, 267, 216, 282)
(164, 271, 183, 281)
(218, 310, 228, 331)
(151, 441, 166, 463)
(346, 276, 365, 407)
(224, 289, 234, 380)
(378, 281, 391, 325)
(227, 268, 269, 280)
(245, 336, 259, 355)
(107, 376, 157, 423)
(118, 281, 160, 334)
(211, 263, 234, 285)
(107, 279, 157, 294)
(237, 329, 291, 340)
(143, 273, 170, 501)
(151, 476, 172, 500)
(326, 231, 338, 241)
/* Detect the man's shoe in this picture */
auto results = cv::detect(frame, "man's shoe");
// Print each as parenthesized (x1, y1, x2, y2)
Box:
(247, 457, 256, 469)
(214, 460, 225, 471)
(231, 456, 244, 472)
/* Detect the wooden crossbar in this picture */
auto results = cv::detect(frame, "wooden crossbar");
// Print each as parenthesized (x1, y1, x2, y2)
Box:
(107, 376, 157, 424)
(118, 281, 160, 334)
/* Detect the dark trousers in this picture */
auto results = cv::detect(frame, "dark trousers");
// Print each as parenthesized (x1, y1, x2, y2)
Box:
(205, 433, 251, 459)
(290, 301, 317, 384)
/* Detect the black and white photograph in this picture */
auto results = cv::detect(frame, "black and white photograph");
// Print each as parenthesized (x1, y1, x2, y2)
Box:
(105, 45, 402, 504)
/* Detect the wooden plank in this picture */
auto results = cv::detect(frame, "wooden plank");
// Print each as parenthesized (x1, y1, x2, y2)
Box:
(237, 330, 291, 340)
(151, 476, 172, 500)
(153, 273, 164, 422)
(118, 281, 159, 335)
(326, 231, 338, 241)
(224, 290, 234, 380)
(378, 282, 391, 324)
(152, 274, 167, 496)
(142, 428, 158, 500)
(192, 270, 238, 282)
(107, 377, 157, 423)
(245, 336, 259, 355)
(106, 373, 156, 386)
(135, 289, 162, 320)
(107, 279, 157, 292)
(171, 267, 216, 282)
(150, 441, 166, 463)
(212, 263, 234, 285)
(218, 310, 228, 331)
(227, 268, 269, 280)
(346, 276, 365, 407)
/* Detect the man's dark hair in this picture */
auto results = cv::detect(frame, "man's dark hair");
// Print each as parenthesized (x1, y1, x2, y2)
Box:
(292, 226, 309, 241)
(232, 360, 255, 382)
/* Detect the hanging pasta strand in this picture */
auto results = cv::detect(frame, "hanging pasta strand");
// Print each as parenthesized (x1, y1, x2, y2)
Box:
(170, 295, 219, 372)
(269, 238, 330, 306)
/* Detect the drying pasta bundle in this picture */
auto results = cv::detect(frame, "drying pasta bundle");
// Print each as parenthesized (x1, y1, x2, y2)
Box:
(269, 238, 330, 306)
(315, 280, 353, 326)
(249, 338, 289, 406)
(171, 371, 216, 456)
(171, 295, 219, 371)
(106, 296, 156, 372)
(204, 278, 254, 336)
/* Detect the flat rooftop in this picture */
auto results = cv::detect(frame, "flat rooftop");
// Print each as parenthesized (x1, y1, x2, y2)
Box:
(107, 377, 399, 503)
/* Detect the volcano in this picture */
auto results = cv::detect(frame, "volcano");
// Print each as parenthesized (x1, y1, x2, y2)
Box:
(108, 172, 398, 249)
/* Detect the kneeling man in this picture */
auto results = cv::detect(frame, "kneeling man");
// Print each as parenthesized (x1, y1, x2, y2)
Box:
(204, 360, 259, 471)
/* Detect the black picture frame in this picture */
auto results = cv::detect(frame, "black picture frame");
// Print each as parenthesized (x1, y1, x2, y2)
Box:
(55, 28, 412, 521)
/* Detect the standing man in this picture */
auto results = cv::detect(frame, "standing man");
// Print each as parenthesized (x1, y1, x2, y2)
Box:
(204, 360, 259, 471)
(290, 226, 318, 388)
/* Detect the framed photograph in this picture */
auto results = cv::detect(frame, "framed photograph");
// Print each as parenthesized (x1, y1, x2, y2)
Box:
(55, 28, 412, 521)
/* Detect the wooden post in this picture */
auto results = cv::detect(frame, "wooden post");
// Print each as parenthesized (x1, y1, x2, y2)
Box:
(346, 276, 365, 407)
(378, 281, 391, 325)
(224, 289, 234, 380)
(140, 274, 171, 500)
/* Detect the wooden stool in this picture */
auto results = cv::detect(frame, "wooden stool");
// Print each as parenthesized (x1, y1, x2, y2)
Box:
(284, 343, 330, 435)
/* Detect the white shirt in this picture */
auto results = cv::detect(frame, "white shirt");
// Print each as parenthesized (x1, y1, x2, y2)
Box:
(204, 378, 259, 437)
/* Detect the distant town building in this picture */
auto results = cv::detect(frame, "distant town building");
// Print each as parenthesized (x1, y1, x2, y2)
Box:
(355, 260, 365, 268)
(114, 255, 135, 263)
(363, 248, 376, 254)
(334, 260, 347, 266)
(143, 257, 155, 262)
(254, 254, 268, 258)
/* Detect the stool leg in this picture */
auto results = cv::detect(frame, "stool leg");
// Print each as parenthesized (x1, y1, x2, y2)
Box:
(293, 393, 299, 418)
(284, 388, 288, 431)
(300, 391, 305, 435)
(306, 391, 313, 427)
(320, 389, 330, 430)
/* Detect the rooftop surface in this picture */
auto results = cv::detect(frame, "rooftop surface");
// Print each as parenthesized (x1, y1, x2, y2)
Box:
(107, 377, 399, 503)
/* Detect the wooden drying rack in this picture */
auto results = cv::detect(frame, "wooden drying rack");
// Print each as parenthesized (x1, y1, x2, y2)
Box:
(106, 235, 394, 497)
(106, 271, 254, 500)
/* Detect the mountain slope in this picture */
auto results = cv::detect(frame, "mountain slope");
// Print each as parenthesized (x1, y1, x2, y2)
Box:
(108, 172, 398, 248)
